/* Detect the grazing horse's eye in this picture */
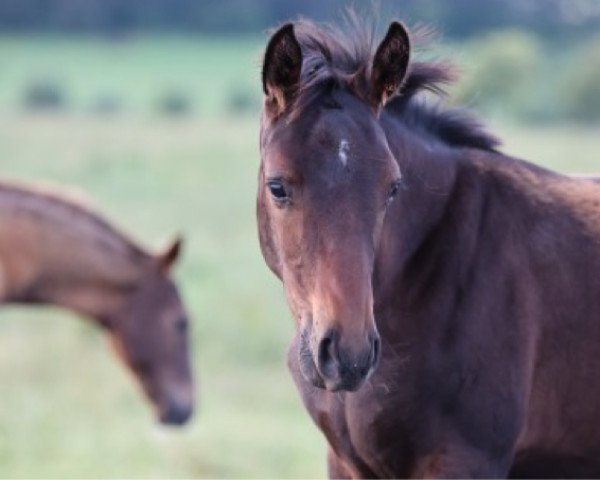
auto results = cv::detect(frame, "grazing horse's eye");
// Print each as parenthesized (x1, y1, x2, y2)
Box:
(267, 180, 290, 202)
(387, 180, 402, 204)
(132, 359, 153, 376)
(175, 316, 187, 334)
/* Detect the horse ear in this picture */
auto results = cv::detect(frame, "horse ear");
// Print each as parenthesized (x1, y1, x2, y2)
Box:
(371, 21, 410, 108)
(157, 234, 183, 272)
(262, 23, 302, 116)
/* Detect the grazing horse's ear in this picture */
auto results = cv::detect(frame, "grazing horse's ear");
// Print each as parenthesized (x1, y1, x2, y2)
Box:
(371, 21, 410, 108)
(262, 23, 302, 116)
(157, 234, 183, 272)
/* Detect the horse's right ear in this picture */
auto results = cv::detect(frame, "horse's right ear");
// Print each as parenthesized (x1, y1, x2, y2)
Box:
(262, 23, 302, 116)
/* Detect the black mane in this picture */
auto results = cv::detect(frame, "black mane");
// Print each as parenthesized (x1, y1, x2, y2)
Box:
(289, 13, 500, 152)
(388, 97, 501, 152)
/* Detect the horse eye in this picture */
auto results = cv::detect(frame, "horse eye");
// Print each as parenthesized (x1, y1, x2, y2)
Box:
(267, 180, 289, 201)
(175, 316, 187, 334)
(388, 180, 402, 202)
(132, 359, 153, 376)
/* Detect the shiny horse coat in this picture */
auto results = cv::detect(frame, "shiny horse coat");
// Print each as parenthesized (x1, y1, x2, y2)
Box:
(257, 15, 600, 478)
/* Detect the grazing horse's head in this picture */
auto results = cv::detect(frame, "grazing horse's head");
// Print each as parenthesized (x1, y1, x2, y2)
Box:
(104, 237, 194, 425)
(258, 21, 410, 391)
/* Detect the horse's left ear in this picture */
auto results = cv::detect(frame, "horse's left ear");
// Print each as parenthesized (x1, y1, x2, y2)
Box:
(262, 23, 302, 116)
(371, 21, 411, 108)
(157, 235, 183, 272)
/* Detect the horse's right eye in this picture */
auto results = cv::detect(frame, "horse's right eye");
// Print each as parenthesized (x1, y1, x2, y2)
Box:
(267, 180, 289, 201)
(132, 359, 153, 376)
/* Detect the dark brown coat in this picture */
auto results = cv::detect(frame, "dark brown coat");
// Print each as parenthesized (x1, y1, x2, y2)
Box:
(258, 16, 600, 478)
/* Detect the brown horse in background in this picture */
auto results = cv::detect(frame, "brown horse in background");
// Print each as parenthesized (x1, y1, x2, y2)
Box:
(0, 180, 194, 425)
(258, 16, 600, 478)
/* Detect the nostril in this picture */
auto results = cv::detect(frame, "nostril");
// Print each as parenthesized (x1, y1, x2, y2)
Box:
(160, 402, 193, 426)
(317, 332, 339, 378)
(371, 336, 381, 367)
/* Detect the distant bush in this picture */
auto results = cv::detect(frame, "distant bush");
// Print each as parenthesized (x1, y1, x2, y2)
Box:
(559, 35, 600, 122)
(226, 87, 260, 115)
(90, 93, 123, 116)
(22, 80, 66, 111)
(156, 90, 193, 117)
(454, 29, 542, 117)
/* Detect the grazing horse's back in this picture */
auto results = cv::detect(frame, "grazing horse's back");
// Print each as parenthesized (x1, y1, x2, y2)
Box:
(571, 174, 600, 182)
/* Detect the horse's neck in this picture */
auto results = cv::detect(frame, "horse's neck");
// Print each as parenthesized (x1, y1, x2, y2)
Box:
(0, 209, 148, 320)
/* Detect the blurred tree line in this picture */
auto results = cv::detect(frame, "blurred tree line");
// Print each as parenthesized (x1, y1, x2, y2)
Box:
(3, 0, 599, 122)
(0, 0, 598, 40)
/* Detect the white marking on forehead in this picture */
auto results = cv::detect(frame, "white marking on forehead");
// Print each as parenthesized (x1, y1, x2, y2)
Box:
(338, 139, 350, 167)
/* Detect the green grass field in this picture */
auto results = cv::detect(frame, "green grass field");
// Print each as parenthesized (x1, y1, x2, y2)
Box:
(0, 35, 597, 478)
(0, 34, 263, 115)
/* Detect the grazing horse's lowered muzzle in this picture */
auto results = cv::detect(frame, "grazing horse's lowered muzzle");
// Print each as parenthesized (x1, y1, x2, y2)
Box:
(155, 380, 195, 426)
(314, 329, 381, 392)
(159, 398, 194, 426)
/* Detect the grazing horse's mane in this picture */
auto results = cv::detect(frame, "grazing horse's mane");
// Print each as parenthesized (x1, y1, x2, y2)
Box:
(288, 13, 501, 152)
(0, 180, 149, 262)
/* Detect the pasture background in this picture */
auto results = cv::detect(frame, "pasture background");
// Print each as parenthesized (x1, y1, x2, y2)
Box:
(0, 2, 598, 478)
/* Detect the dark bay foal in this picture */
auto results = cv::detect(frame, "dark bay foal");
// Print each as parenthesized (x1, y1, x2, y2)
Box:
(257, 17, 600, 478)
(0, 181, 194, 425)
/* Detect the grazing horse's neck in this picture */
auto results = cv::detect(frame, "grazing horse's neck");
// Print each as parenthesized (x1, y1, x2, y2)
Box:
(2, 234, 148, 321)
(2, 238, 148, 321)
(0, 183, 151, 321)
(8, 272, 136, 322)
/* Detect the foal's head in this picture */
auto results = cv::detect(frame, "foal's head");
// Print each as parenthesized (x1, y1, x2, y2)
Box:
(104, 237, 194, 425)
(258, 21, 410, 391)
